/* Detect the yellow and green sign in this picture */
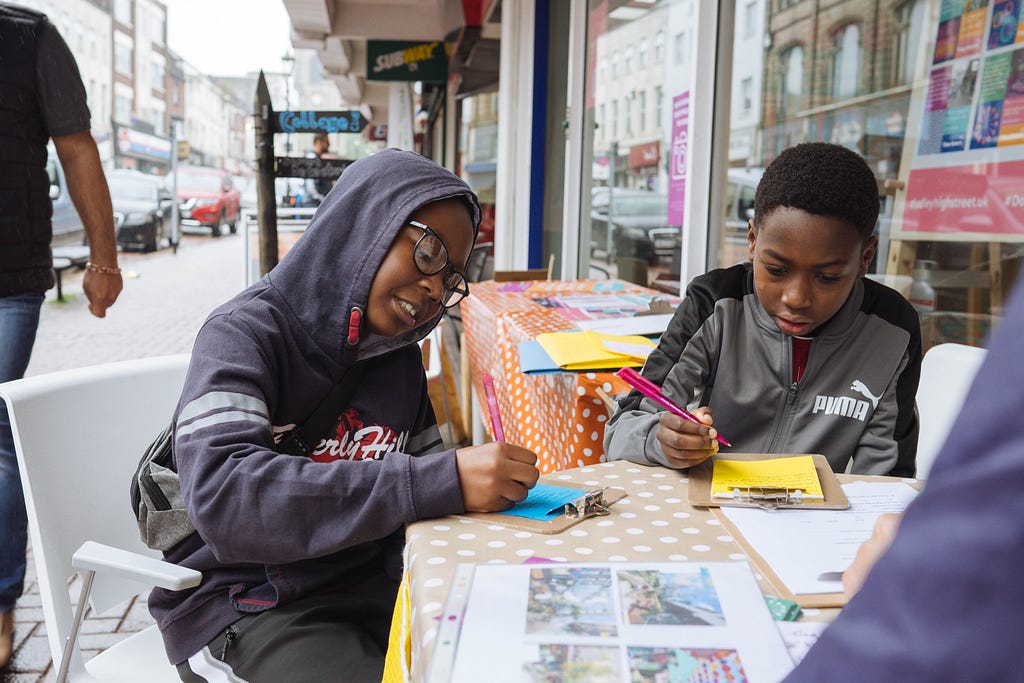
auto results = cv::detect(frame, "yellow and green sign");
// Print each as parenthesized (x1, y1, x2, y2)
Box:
(367, 40, 449, 83)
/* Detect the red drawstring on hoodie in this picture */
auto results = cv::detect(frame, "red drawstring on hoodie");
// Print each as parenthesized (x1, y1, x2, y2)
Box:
(347, 308, 362, 345)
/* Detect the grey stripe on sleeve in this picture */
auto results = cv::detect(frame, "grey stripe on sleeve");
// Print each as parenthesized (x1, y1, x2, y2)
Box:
(176, 410, 271, 439)
(179, 391, 269, 426)
(408, 425, 444, 456)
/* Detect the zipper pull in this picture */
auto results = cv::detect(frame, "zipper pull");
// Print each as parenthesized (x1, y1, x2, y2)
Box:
(220, 625, 237, 661)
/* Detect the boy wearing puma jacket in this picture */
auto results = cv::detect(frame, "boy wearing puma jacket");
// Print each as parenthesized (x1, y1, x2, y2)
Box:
(150, 149, 539, 681)
(605, 143, 921, 476)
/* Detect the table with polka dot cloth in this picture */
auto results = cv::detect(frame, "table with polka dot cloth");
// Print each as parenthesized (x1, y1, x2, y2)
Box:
(403, 460, 855, 681)
(458, 279, 662, 473)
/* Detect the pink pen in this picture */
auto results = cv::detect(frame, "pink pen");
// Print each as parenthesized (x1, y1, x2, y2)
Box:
(615, 367, 732, 447)
(481, 373, 506, 443)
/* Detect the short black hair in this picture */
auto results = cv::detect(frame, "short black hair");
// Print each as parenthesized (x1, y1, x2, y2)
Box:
(753, 142, 879, 242)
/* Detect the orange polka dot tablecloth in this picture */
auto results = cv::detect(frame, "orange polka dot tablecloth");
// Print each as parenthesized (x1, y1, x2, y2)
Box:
(459, 279, 665, 473)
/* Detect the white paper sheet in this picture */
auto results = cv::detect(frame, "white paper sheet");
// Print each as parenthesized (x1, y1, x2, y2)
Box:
(444, 561, 794, 683)
(575, 313, 675, 336)
(776, 621, 829, 666)
(721, 481, 919, 595)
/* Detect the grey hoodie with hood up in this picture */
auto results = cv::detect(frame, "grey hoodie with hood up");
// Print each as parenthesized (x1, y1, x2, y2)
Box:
(148, 149, 481, 664)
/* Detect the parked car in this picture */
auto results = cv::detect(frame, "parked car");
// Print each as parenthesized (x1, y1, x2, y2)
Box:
(173, 165, 241, 237)
(46, 143, 85, 246)
(108, 170, 173, 252)
(590, 189, 671, 264)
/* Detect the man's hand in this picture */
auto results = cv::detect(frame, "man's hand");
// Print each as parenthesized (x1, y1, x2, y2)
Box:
(53, 131, 122, 318)
(455, 442, 540, 512)
(82, 269, 122, 318)
(655, 406, 719, 469)
(843, 512, 902, 598)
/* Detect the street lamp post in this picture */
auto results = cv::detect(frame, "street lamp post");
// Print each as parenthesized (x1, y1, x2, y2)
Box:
(281, 51, 295, 154)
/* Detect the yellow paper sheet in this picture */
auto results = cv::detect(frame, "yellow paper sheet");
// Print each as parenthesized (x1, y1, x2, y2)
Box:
(535, 330, 655, 371)
(711, 456, 824, 500)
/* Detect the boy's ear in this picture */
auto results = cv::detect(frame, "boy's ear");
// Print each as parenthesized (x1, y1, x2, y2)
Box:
(859, 235, 879, 277)
(746, 220, 757, 261)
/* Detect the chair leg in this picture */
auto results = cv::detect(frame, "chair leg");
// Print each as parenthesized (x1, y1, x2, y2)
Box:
(57, 569, 95, 683)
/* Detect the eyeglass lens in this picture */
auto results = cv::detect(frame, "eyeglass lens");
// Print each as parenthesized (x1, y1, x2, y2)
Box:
(413, 228, 468, 307)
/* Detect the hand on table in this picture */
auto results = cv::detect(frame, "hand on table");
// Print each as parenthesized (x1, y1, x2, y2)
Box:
(843, 512, 902, 598)
(455, 442, 540, 512)
(656, 406, 719, 469)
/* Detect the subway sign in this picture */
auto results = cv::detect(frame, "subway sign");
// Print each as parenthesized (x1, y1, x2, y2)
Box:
(366, 40, 448, 83)
(274, 110, 368, 134)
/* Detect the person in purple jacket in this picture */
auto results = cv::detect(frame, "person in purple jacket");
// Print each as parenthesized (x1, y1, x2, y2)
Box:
(153, 149, 539, 681)
(785, 274, 1024, 681)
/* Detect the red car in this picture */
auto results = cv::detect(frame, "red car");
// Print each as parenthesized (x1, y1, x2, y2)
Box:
(174, 165, 241, 237)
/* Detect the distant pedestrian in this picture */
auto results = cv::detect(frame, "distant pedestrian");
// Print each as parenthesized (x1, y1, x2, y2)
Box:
(0, 2, 122, 670)
(305, 131, 334, 206)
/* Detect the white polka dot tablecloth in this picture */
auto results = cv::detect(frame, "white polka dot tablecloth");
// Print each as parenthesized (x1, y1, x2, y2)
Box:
(403, 460, 837, 680)
(459, 279, 658, 473)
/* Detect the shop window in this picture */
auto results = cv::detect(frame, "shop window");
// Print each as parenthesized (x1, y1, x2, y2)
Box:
(780, 45, 803, 116)
(639, 90, 647, 133)
(830, 24, 861, 99)
(892, 0, 927, 86)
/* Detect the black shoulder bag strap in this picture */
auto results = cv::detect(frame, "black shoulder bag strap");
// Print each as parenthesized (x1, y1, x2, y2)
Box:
(276, 361, 371, 457)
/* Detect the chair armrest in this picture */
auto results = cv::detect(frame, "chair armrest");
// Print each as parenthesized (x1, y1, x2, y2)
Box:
(71, 540, 201, 591)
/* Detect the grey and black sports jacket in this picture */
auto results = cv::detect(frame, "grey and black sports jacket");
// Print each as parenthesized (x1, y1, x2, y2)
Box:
(604, 262, 921, 477)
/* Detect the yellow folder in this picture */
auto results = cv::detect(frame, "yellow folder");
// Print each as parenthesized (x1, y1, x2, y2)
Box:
(535, 330, 656, 371)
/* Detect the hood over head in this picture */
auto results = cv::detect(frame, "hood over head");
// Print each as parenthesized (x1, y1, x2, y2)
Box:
(265, 148, 480, 365)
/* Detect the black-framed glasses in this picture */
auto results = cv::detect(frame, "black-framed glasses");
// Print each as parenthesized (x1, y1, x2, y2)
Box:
(408, 220, 470, 307)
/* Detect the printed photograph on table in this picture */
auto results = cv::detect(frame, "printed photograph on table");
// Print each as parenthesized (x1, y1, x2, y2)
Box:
(618, 569, 726, 627)
(526, 566, 618, 637)
(522, 644, 621, 683)
(627, 646, 748, 683)
(445, 562, 792, 682)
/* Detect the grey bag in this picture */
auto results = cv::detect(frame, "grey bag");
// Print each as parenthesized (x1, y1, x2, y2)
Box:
(130, 424, 192, 551)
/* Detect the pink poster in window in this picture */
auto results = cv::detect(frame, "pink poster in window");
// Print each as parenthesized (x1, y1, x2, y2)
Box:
(668, 92, 689, 226)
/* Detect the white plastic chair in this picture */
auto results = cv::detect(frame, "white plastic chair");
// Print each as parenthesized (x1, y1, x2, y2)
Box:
(915, 342, 987, 480)
(0, 355, 200, 682)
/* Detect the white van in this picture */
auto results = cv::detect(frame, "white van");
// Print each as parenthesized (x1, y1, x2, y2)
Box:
(46, 143, 85, 245)
(718, 167, 763, 266)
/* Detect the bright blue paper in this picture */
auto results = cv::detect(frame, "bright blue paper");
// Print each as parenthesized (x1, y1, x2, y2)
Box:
(496, 483, 584, 521)
(517, 340, 565, 374)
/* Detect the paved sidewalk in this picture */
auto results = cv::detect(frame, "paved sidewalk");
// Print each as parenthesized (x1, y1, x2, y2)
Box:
(3, 233, 248, 681)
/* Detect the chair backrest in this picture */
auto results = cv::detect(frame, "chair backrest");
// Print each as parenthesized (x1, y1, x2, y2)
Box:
(466, 241, 493, 283)
(915, 343, 987, 480)
(0, 355, 190, 673)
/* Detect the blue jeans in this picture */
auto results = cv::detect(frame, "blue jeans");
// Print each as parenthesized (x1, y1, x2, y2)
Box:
(0, 293, 43, 612)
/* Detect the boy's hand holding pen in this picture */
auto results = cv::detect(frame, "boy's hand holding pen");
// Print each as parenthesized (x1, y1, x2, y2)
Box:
(454, 373, 540, 512)
(615, 367, 730, 470)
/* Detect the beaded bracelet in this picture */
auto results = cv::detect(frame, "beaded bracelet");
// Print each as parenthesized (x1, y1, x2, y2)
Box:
(85, 261, 122, 275)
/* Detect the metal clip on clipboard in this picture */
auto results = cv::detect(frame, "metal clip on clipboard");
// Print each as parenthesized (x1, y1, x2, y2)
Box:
(547, 487, 612, 519)
(729, 486, 808, 510)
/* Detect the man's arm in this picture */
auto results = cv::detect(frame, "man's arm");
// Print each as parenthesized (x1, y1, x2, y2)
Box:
(52, 131, 122, 318)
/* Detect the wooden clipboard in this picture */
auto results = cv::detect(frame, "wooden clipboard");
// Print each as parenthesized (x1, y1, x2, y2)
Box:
(709, 505, 848, 608)
(688, 453, 850, 510)
(455, 486, 628, 534)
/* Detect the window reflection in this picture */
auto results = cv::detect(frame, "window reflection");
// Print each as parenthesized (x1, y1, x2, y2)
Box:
(579, 0, 1020, 348)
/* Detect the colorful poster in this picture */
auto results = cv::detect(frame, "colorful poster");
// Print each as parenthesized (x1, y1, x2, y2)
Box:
(902, 0, 1024, 239)
(957, 0, 991, 57)
(668, 92, 690, 226)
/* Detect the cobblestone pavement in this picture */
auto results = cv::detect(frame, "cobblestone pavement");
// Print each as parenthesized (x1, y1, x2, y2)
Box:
(3, 232, 248, 681)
